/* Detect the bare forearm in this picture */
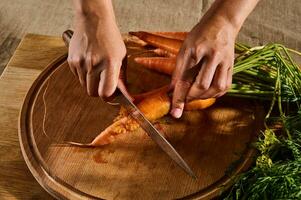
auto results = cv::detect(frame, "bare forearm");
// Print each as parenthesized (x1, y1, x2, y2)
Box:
(72, 0, 117, 23)
(69, 0, 125, 97)
(202, 0, 259, 35)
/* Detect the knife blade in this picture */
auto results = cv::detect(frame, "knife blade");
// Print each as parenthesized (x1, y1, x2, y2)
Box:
(62, 29, 197, 178)
(116, 82, 197, 179)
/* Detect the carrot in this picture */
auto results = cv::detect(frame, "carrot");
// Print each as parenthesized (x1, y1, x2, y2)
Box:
(153, 48, 176, 58)
(133, 85, 170, 104)
(151, 32, 188, 40)
(123, 34, 148, 46)
(133, 85, 216, 111)
(185, 98, 216, 110)
(70, 87, 215, 147)
(134, 57, 176, 75)
(129, 31, 182, 54)
(90, 92, 171, 146)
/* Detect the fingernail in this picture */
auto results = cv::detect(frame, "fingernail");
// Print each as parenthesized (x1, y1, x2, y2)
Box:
(171, 108, 182, 118)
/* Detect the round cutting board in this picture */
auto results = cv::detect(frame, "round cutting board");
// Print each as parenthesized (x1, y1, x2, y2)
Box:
(19, 43, 264, 200)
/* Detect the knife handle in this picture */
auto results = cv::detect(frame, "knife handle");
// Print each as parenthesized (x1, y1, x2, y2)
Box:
(62, 29, 73, 47)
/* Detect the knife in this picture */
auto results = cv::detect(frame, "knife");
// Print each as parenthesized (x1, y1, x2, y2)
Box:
(62, 30, 197, 178)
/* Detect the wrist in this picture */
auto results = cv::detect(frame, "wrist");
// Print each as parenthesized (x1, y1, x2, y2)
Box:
(216, 12, 244, 35)
(201, 0, 259, 37)
(73, 0, 116, 22)
(214, 14, 241, 36)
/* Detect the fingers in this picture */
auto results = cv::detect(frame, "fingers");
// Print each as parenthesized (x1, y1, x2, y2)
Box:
(222, 66, 233, 96)
(185, 55, 220, 101)
(67, 55, 86, 87)
(68, 54, 121, 98)
(171, 79, 193, 118)
(213, 64, 229, 98)
(98, 60, 120, 97)
(187, 62, 230, 100)
(170, 47, 201, 118)
(86, 57, 101, 97)
(212, 60, 233, 98)
(68, 59, 78, 77)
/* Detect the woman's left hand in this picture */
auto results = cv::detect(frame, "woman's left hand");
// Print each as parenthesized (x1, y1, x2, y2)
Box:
(170, 16, 236, 118)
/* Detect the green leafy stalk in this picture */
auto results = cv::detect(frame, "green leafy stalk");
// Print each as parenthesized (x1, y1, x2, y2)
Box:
(224, 43, 301, 200)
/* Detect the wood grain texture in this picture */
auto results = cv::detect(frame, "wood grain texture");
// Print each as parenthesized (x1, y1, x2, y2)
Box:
(0, 34, 66, 199)
(0, 0, 300, 74)
(18, 37, 264, 200)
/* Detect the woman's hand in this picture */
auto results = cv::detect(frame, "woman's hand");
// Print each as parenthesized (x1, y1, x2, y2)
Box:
(68, 0, 126, 97)
(170, 0, 259, 118)
(171, 17, 235, 118)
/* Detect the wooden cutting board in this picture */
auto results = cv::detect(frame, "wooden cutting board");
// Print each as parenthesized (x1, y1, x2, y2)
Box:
(19, 35, 264, 200)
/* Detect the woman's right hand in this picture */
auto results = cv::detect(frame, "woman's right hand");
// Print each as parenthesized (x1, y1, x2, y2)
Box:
(68, 0, 126, 97)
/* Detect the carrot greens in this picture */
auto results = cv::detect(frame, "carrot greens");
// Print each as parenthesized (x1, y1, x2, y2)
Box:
(225, 43, 301, 199)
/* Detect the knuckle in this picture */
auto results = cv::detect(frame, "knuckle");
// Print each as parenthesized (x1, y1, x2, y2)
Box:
(197, 81, 210, 90)
(182, 45, 198, 61)
(215, 83, 226, 92)
(90, 55, 100, 67)
(73, 56, 82, 64)
(104, 56, 121, 69)
(211, 50, 222, 60)
(195, 44, 205, 57)
(179, 79, 192, 89)
(69, 56, 83, 68)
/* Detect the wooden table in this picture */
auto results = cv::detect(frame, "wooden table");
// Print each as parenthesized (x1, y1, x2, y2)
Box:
(0, 34, 67, 199)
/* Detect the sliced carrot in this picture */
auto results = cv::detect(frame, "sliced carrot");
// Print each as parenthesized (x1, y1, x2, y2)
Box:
(151, 32, 188, 40)
(129, 31, 182, 54)
(90, 92, 171, 146)
(137, 91, 171, 121)
(72, 90, 215, 147)
(134, 57, 176, 75)
(153, 48, 176, 58)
